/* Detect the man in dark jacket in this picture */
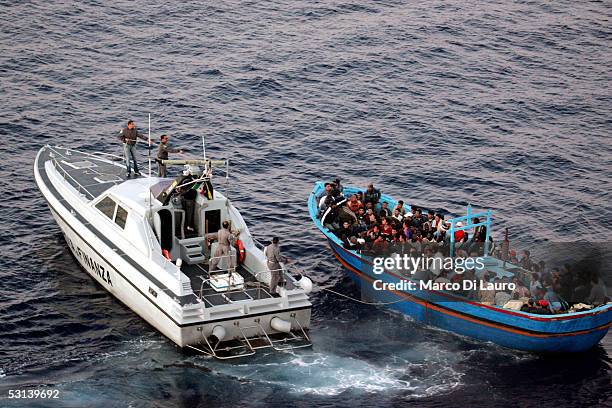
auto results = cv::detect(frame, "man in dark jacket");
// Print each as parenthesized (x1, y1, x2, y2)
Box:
(118, 120, 148, 177)
(156, 134, 182, 177)
(363, 183, 381, 207)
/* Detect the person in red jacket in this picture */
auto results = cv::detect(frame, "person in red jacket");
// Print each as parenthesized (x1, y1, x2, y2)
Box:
(454, 221, 466, 242)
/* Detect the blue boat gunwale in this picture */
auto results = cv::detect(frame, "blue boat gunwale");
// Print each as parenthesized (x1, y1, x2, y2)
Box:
(308, 181, 612, 323)
(327, 243, 612, 341)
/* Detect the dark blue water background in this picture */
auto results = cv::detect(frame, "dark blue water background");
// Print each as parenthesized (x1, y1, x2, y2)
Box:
(1, 1, 611, 407)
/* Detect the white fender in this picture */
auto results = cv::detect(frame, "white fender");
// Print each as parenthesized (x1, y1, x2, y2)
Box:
(270, 317, 292, 333)
(297, 276, 313, 294)
(211, 325, 226, 342)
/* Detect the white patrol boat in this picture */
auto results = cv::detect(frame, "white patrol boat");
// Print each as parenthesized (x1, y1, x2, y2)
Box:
(34, 145, 312, 359)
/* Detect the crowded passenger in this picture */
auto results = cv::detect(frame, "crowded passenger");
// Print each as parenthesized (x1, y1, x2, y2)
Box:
(519, 250, 532, 270)
(379, 202, 391, 218)
(394, 200, 406, 216)
(316, 179, 608, 312)
(392, 208, 404, 223)
(347, 194, 363, 213)
(363, 183, 381, 207)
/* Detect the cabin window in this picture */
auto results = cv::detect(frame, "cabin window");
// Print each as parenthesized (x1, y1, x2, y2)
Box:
(96, 196, 117, 219)
(115, 205, 128, 229)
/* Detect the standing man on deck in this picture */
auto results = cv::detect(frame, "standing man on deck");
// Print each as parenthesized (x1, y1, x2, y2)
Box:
(265, 237, 288, 294)
(118, 120, 148, 177)
(156, 134, 183, 177)
(207, 221, 235, 273)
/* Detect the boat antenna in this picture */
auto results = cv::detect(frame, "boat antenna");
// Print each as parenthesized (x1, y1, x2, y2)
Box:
(148, 113, 154, 259)
(225, 158, 230, 198)
(148, 113, 152, 178)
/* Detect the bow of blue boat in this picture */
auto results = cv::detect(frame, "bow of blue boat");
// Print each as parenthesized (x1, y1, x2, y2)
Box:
(308, 181, 612, 353)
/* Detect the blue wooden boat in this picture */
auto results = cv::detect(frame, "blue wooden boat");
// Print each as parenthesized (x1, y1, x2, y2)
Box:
(308, 182, 612, 352)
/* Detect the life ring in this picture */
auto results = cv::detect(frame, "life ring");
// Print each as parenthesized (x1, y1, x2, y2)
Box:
(235, 239, 246, 264)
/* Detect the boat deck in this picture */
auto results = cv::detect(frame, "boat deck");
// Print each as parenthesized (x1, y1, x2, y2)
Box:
(181, 263, 283, 307)
(44, 146, 129, 200)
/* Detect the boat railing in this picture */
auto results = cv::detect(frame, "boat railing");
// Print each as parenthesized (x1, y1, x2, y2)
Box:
(51, 145, 124, 162)
(48, 151, 96, 200)
(448, 205, 492, 258)
(196, 262, 297, 304)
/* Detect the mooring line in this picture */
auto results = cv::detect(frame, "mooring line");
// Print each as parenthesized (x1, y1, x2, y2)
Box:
(321, 288, 408, 306)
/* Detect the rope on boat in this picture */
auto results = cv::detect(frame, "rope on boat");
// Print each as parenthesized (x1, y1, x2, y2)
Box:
(321, 288, 408, 306)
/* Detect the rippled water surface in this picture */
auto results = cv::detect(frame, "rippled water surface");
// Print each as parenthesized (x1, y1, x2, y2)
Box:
(1, 0, 611, 407)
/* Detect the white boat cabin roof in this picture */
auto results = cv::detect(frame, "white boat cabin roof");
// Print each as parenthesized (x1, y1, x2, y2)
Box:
(46, 146, 224, 217)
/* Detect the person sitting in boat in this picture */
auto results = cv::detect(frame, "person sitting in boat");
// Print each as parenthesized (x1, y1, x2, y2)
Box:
(392, 208, 404, 223)
(338, 204, 358, 227)
(409, 232, 422, 254)
(316, 183, 334, 217)
(336, 221, 356, 244)
(207, 221, 236, 273)
(494, 277, 513, 306)
(519, 250, 533, 270)
(346, 194, 363, 213)
(365, 208, 378, 226)
(316, 182, 333, 201)
(507, 249, 519, 264)
(378, 202, 391, 218)
(412, 208, 423, 230)
(535, 299, 553, 314)
(472, 217, 487, 242)
(476, 276, 496, 305)
(453, 221, 467, 242)
(370, 235, 388, 256)
(542, 285, 566, 312)
(529, 273, 542, 296)
(391, 233, 409, 255)
(422, 221, 432, 237)
(379, 218, 393, 240)
(366, 224, 381, 242)
(354, 214, 369, 237)
(519, 298, 551, 314)
(431, 213, 444, 232)
(436, 222, 450, 240)
(322, 201, 340, 230)
(363, 183, 381, 207)
(355, 207, 368, 229)
(401, 219, 412, 240)
(426, 210, 435, 227)
(511, 276, 531, 299)
(434, 269, 451, 284)
(393, 200, 406, 217)
(345, 236, 363, 251)
(413, 265, 433, 282)
(587, 274, 609, 306)
(331, 178, 343, 196)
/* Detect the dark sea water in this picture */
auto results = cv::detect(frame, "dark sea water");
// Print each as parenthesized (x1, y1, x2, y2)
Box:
(1, 0, 611, 407)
